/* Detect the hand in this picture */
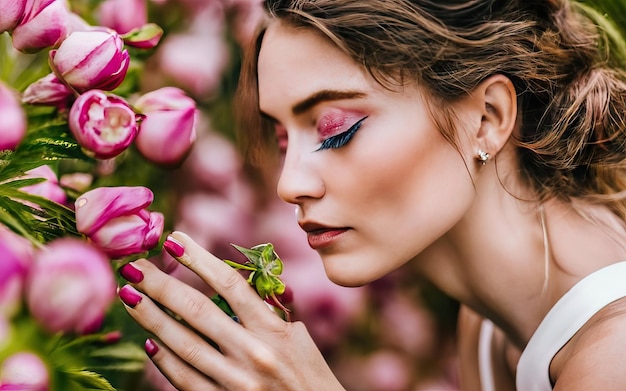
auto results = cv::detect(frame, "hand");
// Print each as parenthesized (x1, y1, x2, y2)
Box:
(118, 231, 345, 391)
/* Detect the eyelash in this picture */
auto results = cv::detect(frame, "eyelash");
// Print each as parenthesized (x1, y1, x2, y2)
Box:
(315, 116, 368, 151)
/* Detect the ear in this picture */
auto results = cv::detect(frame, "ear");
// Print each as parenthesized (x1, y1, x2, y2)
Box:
(471, 74, 518, 157)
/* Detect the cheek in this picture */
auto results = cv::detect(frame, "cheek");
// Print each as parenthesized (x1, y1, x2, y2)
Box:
(350, 121, 476, 249)
(356, 117, 471, 206)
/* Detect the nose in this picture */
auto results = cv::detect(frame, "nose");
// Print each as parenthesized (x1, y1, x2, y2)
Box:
(276, 148, 325, 205)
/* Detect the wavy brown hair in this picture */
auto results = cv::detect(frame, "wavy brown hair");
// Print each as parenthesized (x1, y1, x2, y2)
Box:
(235, 0, 626, 220)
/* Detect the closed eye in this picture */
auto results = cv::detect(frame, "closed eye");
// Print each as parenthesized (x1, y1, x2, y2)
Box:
(315, 116, 368, 151)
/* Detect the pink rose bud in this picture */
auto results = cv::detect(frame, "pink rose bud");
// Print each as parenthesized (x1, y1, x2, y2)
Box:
(134, 87, 197, 166)
(26, 238, 115, 334)
(22, 73, 73, 108)
(11, 0, 72, 53)
(50, 29, 130, 92)
(97, 0, 147, 35)
(20, 165, 67, 205)
(75, 186, 164, 258)
(0, 241, 30, 318)
(0, 0, 28, 33)
(68, 90, 139, 159)
(0, 352, 49, 391)
(0, 81, 27, 151)
(121, 23, 163, 49)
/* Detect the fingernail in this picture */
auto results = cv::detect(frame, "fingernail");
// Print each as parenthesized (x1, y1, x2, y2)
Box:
(145, 338, 159, 358)
(119, 262, 144, 283)
(118, 285, 142, 308)
(163, 235, 185, 258)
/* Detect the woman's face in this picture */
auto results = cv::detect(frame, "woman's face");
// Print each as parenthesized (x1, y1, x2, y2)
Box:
(257, 22, 478, 286)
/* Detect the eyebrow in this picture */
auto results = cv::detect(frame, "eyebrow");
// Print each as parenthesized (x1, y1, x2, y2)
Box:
(292, 89, 367, 115)
(261, 89, 367, 121)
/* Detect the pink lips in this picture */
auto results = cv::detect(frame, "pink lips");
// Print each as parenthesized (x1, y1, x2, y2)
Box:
(300, 222, 349, 249)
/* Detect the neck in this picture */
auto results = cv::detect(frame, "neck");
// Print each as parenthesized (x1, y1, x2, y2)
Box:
(413, 153, 626, 349)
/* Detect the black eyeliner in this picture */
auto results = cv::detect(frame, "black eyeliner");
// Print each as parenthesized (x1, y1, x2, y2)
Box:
(315, 116, 368, 151)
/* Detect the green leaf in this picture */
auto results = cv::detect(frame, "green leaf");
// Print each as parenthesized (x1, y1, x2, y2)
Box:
(65, 370, 116, 391)
(0, 188, 80, 244)
(0, 122, 93, 182)
(211, 295, 235, 317)
(230, 243, 263, 266)
(88, 342, 145, 362)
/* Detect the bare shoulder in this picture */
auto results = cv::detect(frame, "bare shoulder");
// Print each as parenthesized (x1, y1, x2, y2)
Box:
(553, 297, 626, 390)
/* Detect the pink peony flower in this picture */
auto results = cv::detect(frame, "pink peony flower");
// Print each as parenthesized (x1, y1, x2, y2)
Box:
(0, 81, 27, 151)
(68, 90, 139, 159)
(50, 29, 130, 92)
(11, 0, 72, 53)
(134, 87, 197, 166)
(0, 352, 49, 391)
(0, 0, 28, 33)
(96, 0, 147, 35)
(75, 186, 164, 258)
(149, 7, 229, 97)
(186, 128, 245, 194)
(26, 238, 115, 334)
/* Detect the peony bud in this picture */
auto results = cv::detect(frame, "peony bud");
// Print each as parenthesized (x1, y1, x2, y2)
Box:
(20, 165, 67, 205)
(68, 90, 139, 159)
(50, 29, 130, 92)
(26, 238, 116, 334)
(22, 73, 73, 108)
(134, 87, 197, 166)
(11, 0, 72, 53)
(75, 186, 164, 258)
(0, 0, 28, 33)
(97, 0, 147, 35)
(0, 81, 27, 151)
(0, 352, 49, 391)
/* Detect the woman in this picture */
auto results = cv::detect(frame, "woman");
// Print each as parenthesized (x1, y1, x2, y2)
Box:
(117, 1, 626, 389)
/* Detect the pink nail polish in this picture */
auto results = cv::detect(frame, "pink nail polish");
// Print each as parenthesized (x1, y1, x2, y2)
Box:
(119, 263, 144, 283)
(145, 338, 159, 358)
(163, 235, 185, 258)
(118, 285, 142, 308)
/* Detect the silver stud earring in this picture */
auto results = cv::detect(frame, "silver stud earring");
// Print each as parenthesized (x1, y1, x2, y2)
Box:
(477, 150, 490, 165)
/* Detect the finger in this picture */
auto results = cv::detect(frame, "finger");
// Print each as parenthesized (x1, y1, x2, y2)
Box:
(118, 283, 242, 384)
(163, 231, 285, 328)
(144, 338, 222, 391)
(127, 259, 256, 355)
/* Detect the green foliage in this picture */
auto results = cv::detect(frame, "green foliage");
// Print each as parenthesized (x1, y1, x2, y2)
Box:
(577, 0, 626, 66)
(0, 116, 95, 244)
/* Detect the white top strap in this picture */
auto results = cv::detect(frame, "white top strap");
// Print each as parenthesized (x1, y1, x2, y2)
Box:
(516, 261, 626, 390)
(478, 319, 496, 391)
